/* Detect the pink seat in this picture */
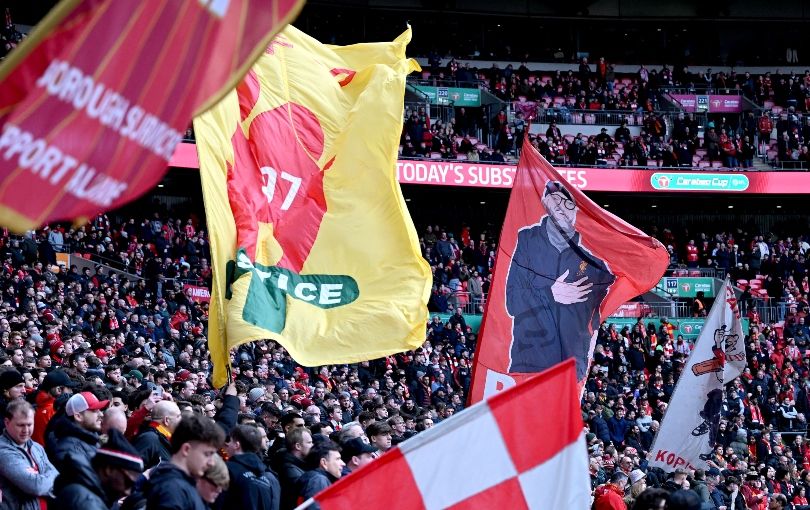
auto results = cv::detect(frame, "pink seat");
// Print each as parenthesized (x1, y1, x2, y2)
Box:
(737, 279, 749, 287)
(689, 270, 701, 277)
(711, 161, 722, 168)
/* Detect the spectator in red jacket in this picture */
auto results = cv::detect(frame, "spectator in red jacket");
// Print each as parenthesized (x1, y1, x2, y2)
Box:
(593, 471, 629, 510)
(32, 370, 78, 445)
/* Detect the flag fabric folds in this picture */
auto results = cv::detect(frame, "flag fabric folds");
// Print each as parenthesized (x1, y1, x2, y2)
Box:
(302, 359, 589, 510)
(195, 26, 431, 387)
(648, 279, 746, 472)
(468, 142, 669, 403)
(0, 0, 303, 232)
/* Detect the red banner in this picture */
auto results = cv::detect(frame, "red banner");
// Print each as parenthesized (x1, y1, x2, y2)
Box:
(0, 0, 304, 232)
(183, 284, 211, 303)
(169, 143, 810, 194)
(468, 143, 669, 404)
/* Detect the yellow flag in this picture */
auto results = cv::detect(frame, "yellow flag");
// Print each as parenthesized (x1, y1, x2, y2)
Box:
(194, 26, 431, 387)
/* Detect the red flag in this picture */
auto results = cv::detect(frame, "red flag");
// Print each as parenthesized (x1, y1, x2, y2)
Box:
(0, 0, 304, 232)
(468, 142, 669, 404)
(306, 359, 589, 510)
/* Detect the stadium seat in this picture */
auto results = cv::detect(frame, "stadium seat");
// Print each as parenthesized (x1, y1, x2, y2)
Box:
(689, 270, 701, 277)
(737, 279, 749, 287)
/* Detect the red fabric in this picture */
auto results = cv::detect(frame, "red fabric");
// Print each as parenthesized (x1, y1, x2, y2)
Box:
(315, 360, 587, 509)
(593, 484, 627, 510)
(468, 143, 669, 402)
(32, 391, 55, 446)
(125, 405, 150, 440)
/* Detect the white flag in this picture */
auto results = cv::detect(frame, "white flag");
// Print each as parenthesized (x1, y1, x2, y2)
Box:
(648, 279, 746, 472)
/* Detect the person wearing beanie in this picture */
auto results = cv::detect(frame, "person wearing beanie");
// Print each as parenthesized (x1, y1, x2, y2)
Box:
(52, 429, 144, 510)
(49, 340, 66, 365)
(32, 369, 78, 445)
(248, 387, 267, 406)
(0, 368, 25, 434)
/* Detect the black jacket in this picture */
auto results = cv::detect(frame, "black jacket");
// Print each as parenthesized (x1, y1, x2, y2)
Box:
(52, 454, 114, 510)
(216, 452, 280, 510)
(297, 468, 336, 503)
(141, 462, 207, 510)
(214, 394, 240, 436)
(277, 451, 307, 510)
(45, 414, 99, 472)
(131, 426, 171, 469)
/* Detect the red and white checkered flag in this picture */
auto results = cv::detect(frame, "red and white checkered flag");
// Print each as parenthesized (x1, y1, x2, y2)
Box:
(299, 358, 589, 510)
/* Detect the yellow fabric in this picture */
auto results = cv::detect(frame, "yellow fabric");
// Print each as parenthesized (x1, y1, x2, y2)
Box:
(195, 26, 430, 387)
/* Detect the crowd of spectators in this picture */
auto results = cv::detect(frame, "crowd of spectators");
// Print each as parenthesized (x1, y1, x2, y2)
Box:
(0, 214, 482, 510)
(4, 206, 810, 509)
(587, 227, 810, 509)
(428, 54, 810, 112)
(405, 55, 810, 171)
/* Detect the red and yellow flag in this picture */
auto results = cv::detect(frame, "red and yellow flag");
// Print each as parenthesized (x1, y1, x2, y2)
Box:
(194, 26, 431, 386)
(0, 0, 303, 231)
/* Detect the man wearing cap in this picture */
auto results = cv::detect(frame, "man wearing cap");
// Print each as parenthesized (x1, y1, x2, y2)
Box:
(340, 437, 377, 475)
(220, 424, 281, 510)
(0, 400, 58, 510)
(46, 391, 108, 471)
(32, 369, 78, 445)
(52, 429, 144, 510)
(741, 471, 767, 510)
(132, 400, 182, 469)
(506, 181, 615, 380)
(0, 368, 25, 434)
